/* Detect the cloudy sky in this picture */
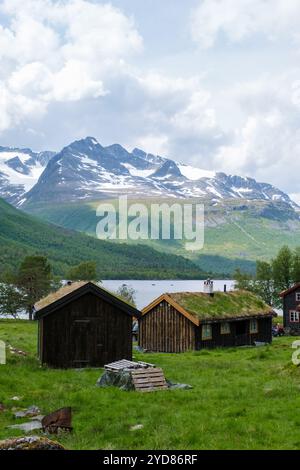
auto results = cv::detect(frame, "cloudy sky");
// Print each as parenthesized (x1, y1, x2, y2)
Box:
(0, 0, 300, 201)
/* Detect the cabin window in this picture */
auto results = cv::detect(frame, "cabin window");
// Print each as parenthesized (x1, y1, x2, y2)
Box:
(296, 293, 300, 302)
(221, 322, 230, 335)
(202, 324, 212, 340)
(290, 311, 300, 323)
(250, 319, 258, 334)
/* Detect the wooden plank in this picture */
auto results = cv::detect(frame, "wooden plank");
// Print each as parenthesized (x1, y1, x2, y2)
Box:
(134, 378, 166, 385)
(131, 367, 167, 392)
(135, 383, 168, 388)
(105, 359, 155, 371)
(131, 367, 160, 374)
(131, 371, 163, 377)
(133, 373, 165, 379)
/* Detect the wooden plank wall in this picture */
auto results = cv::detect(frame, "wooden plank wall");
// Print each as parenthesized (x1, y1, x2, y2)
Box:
(282, 289, 300, 331)
(196, 317, 273, 349)
(41, 292, 132, 368)
(139, 300, 195, 353)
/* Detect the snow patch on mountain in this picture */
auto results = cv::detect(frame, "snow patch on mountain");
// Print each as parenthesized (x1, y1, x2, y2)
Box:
(178, 164, 216, 180)
(0, 147, 54, 204)
(0, 137, 297, 213)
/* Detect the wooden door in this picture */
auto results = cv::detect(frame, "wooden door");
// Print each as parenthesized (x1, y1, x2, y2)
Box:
(70, 318, 109, 367)
(71, 319, 93, 367)
(235, 321, 248, 346)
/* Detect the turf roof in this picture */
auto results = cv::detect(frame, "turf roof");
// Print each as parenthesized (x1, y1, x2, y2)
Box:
(167, 290, 274, 321)
(35, 281, 135, 312)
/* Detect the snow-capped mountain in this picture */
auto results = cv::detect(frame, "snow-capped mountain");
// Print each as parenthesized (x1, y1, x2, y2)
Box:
(0, 137, 296, 209)
(0, 146, 55, 205)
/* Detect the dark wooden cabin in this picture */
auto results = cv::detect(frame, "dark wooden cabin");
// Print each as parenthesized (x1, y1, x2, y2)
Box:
(139, 290, 275, 352)
(280, 283, 300, 333)
(35, 282, 140, 368)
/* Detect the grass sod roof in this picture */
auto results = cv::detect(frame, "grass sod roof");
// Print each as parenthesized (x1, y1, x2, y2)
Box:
(35, 281, 88, 311)
(167, 290, 274, 322)
(35, 281, 136, 313)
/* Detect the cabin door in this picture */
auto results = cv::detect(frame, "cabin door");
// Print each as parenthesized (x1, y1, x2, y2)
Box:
(235, 321, 248, 346)
(71, 319, 93, 367)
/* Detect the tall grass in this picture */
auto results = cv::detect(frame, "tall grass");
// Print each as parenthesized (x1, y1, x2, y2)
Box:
(0, 320, 300, 450)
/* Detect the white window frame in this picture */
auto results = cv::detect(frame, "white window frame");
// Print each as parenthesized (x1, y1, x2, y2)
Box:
(296, 293, 300, 302)
(290, 311, 300, 323)
(250, 319, 258, 334)
(220, 322, 231, 335)
(202, 324, 212, 340)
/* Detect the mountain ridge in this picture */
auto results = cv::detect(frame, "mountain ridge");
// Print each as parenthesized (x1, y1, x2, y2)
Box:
(0, 136, 297, 211)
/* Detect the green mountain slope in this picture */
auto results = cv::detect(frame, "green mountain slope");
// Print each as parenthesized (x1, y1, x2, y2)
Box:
(0, 198, 207, 279)
(24, 197, 300, 275)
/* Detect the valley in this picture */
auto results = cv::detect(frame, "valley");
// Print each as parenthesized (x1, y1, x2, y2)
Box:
(1, 137, 300, 277)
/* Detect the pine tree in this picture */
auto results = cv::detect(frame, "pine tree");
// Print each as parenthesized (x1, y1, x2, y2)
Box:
(292, 247, 300, 283)
(66, 261, 97, 281)
(16, 256, 52, 320)
(0, 284, 24, 318)
(255, 260, 274, 305)
(272, 246, 293, 306)
(233, 268, 254, 291)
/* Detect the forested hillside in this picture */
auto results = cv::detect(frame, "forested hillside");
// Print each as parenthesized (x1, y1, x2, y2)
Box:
(0, 198, 206, 279)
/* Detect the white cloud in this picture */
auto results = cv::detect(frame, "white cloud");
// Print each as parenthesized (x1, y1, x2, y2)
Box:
(135, 134, 169, 156)
(191, 0, 300, 48)
(120, 71, 226, 161)
(0, 0, 142, 131)
(0, 0, 299, 203)
(213, 74, 300, 196)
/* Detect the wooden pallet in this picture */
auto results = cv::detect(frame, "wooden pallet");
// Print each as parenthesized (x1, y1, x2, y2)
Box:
(131, 368, 168, 393)
(104, 359, 154, 372)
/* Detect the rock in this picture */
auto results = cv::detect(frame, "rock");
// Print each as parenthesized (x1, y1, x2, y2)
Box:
(7, 420, 43, 433)
(130, 424, 144, 431)
(10, 396, 21, 401)
(96, 370, 135, 391)
(30, 415, 44, 422)
(0, 436, 65, 450)
(8, 345, 27, 356)
(166, 380, 193, 390)
(133, 345, 145, 352)
(14, 405, 41, 418)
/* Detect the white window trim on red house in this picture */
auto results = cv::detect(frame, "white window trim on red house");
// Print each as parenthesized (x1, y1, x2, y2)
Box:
(296, 293, 300, 302)
(290, 310, 300, 323)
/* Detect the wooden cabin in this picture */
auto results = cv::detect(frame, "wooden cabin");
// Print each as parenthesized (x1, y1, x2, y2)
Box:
(139, 290, 275, 352)
(280, 283, 300, 334)
(35, 281, 140, 368)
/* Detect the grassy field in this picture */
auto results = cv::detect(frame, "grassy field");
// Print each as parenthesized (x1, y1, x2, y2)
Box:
(1, 320, 300, 450)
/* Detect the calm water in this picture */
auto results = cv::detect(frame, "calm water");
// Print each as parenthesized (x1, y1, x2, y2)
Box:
(2, 279, 235, 319)
(102, 279, 235, 310)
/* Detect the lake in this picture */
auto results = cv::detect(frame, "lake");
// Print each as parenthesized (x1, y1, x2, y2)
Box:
(102, 279, 235, 310)
(0, 279, 235, 319)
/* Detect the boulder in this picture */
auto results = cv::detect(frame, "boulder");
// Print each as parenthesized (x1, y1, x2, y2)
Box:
(96, 370, 135, 391)
(14, 405, 41, 418)
(0, 436, 65, 450)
